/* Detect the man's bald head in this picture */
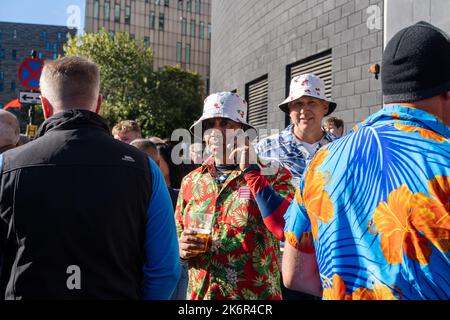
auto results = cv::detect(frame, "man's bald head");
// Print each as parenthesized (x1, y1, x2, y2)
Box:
(0, 110, 20, 151)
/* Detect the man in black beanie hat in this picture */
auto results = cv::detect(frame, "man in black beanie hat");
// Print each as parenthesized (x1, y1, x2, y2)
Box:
(382, 21, 450, 125)
(282, 21, 450, 300)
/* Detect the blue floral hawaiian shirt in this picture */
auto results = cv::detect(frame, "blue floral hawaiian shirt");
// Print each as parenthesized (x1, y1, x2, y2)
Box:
(284, 105, 450, 300)
(256, 124, 337, 186)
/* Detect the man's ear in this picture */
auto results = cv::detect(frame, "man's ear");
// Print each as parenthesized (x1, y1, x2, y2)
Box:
(441, 91, 450, 126)
(444, 91, 450, 102)
(40, 96, 54, 119)
(324, 102, 330, 115)
(95, 95, 102, 114)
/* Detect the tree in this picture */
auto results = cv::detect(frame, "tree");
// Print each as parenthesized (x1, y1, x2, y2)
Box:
(64, 29, 204, 138)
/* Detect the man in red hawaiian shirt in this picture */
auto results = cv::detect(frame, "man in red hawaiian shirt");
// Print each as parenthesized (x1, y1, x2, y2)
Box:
(175, 92, 295, 300)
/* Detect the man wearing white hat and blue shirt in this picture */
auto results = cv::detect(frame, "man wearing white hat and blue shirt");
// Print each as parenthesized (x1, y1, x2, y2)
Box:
(256, 73, 338, 187)
(256, 74, 338, 300)
(175, 92, 295, 300)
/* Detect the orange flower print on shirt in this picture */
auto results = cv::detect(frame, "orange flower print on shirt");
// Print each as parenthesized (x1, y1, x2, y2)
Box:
(428, 176, 450, 213)
(372, 185, 431, 265)
(394, 124, 447, 143)
(411, 192, 450, 254)
(285, 231, 299, 249)
(322, 274, 347, 300)
(350, 283, 399, 300)
(295, 187, 303, 206)
(372, 184, 450, 266)
(303, 149, 334, 239)
(322, 274, 400, 300)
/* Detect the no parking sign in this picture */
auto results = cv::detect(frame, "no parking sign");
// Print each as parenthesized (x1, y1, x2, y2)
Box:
(17, 58, 44, 91)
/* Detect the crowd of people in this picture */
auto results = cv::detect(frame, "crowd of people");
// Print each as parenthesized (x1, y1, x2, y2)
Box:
(0, 21, 448, 300)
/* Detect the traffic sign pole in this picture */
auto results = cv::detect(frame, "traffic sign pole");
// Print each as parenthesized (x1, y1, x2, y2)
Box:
(23, 50, 41, 138)
(29, 51, 37, 126)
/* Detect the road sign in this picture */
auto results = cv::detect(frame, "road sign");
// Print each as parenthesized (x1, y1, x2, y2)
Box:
(26, 124, 38, 139)
(19, 91, 41, 104)
(17, 58, 44, 90)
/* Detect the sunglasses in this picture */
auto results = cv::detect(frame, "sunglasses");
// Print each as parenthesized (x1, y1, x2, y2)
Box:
(202, 118, 237, 132)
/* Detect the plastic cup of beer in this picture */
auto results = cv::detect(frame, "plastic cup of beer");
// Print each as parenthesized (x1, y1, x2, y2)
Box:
(188, 212, 214, 254)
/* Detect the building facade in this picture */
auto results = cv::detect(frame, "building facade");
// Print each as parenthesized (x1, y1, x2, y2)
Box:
(0, 22, 76, 108)
(211, 0, 385, 134)
(85, 0, 211, 84)
(384, 0, 450, 45)
(210, 0, 450, 134)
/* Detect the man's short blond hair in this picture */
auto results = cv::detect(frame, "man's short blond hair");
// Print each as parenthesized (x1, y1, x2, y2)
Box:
(0, 110, 20, 149)
(112, 120, 141, 136)
(40, 56, 100, 111)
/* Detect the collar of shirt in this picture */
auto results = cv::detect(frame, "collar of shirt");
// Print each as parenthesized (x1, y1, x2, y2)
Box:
(280, 124, 335, 149)
(200, 156, 242, 186)
(351, 105, 450, 138)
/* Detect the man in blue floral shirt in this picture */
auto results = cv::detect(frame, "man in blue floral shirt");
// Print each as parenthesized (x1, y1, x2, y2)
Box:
(255, 73, 339, 300)
(283, 21, 450, 300)
(256, 74, 338, 187)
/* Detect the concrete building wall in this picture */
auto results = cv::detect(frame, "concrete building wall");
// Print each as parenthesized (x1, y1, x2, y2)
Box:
(85, 0, 211, 81)
(384, 0, 450, 45)
(0, 22, 76, 107)
(211, 0, 384, 132)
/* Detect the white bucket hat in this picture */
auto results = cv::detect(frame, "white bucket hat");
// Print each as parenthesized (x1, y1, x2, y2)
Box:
(279, 73, 337, 116)
(189, 92, 256, 135)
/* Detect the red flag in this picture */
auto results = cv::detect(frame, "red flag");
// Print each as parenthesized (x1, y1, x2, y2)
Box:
(3, 99, 21, 110)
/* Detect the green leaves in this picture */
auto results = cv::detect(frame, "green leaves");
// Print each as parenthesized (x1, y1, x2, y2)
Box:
(64, 29, 204, 138)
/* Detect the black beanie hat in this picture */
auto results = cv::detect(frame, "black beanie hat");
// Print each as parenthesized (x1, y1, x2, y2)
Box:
(382, 21, 450, 103)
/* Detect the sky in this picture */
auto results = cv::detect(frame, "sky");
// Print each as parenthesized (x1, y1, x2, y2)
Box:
(0, 0, 85, 34)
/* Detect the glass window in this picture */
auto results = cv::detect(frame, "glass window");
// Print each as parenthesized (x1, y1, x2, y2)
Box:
(53, 43, 58, 52)
(195, 0, 200, 13)
(0, 71, 4, 80)
(149, 11, 155, 29)
(58, 32, 62, 41)
(185, 44, 190, 64)
(144, 36, 150, 47)
(176, 42, 182, 64)
(186, 0, 191, 12)
(199, 21, 204, 39)
(0, 49, 4, 59)
(178, 0, 183, 11)
(93, 0, 99, 18)
(159, 13, 165, 30)
(53, 52, 58, 60)
(125, 5, 131, 24)
(42, 31, 46, 40)
(11, 81, 16, 92)
(12, 49, 17, 60)
(190, 19, 196, 37)
(155, 0, 160, 5)
(181, 18, 187, 36)
(0, 82, 3, 92)
(164, 0, 169, 7)
(38, 52, 43, 59)
(104, 1, 110, 20)
(208, 23, 211, 39)
(114, 3, 121, 22)
(46, 41, 51, 51)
